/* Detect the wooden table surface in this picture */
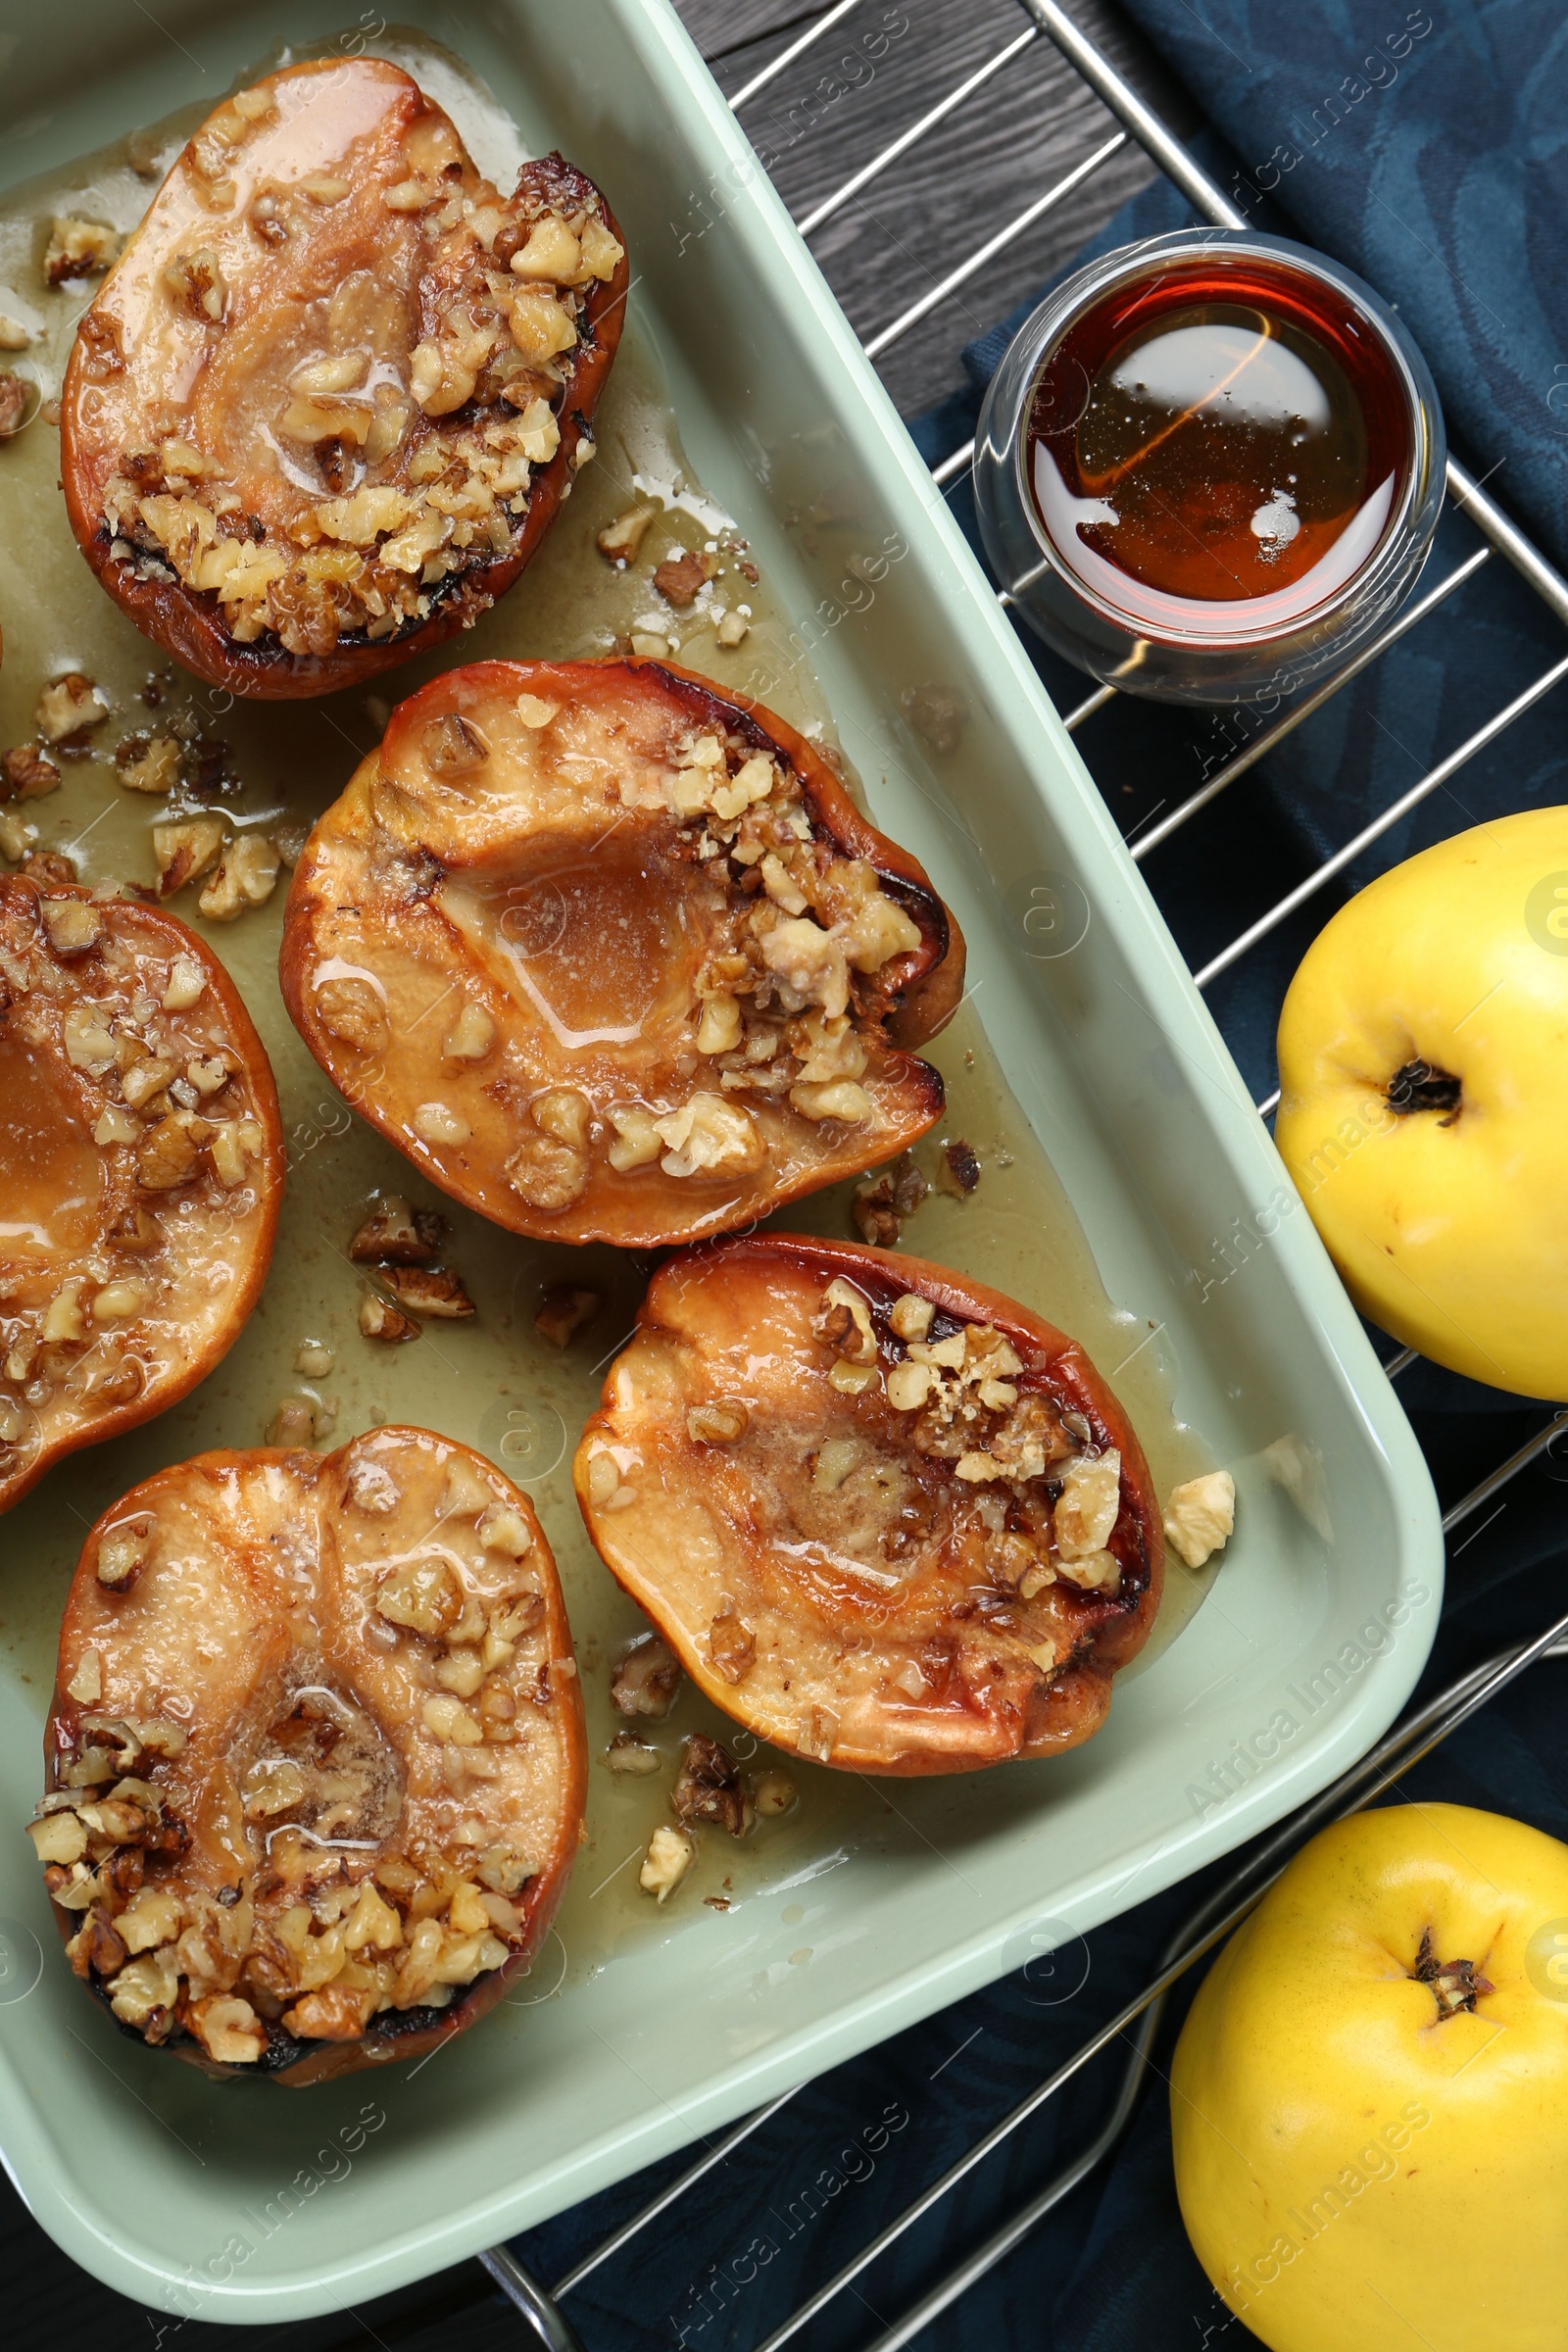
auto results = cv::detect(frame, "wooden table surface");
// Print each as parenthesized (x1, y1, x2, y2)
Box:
(3, 6, 1194, 2345)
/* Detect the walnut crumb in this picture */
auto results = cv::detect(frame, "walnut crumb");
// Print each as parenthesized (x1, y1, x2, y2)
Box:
(376, 1265, 474, 1319)
(0, 371, 26, 439)
(534, 1284, 600, 1348)
(359, 1293, 420, 1344)
(653, 548, 716, 608)
(1, 743, 61, 801)
(937, 1138, 981, 1198)
(35, 674, 107, 745)
(44, 218, 120, 285)
(1162, 1470, 1235, 1569)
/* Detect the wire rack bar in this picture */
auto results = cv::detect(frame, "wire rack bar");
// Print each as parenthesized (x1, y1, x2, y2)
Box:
(1194, 648, 1568, 989)
(726, 0, 866, 111)
(551, 2089, 800, 2297)
(931, 435, 976, 487)
(797, 25, 1039, 237)
(1129, 545, 1493, 861)
(863, 130, 1125, 359)
(1062, 681, 1115, 731)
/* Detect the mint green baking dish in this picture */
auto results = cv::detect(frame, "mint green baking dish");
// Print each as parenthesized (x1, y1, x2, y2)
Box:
(0, 0, 1441, 2322)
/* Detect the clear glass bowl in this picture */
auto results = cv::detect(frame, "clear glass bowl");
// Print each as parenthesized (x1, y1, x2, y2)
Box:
(973, 228, 1446, 707)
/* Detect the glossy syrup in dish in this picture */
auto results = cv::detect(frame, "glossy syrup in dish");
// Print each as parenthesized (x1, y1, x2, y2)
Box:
(0, 30, 1218, 1956)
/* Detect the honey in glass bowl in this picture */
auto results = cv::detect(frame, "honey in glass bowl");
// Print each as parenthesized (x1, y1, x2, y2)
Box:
(975, 231, 1446, 704)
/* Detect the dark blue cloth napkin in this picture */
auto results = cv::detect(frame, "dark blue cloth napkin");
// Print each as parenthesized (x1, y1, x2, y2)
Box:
(501, 9, 1568, 2347)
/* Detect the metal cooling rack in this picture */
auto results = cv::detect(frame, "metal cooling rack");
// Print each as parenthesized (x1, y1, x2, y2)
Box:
(477, 6, 1568, 2343)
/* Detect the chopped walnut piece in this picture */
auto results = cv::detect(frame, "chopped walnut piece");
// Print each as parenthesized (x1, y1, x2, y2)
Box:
(377, 1266, 474, 1319)
(65, 1651, 103, 1704)
(814, 1277, 877, 1364)
(1054, 1451, 1122, 1558)
(316, 974, 389, 1056)
(376, 1554, 463, 1636)
(506, 1128, 589, 1211)
(639, 1822, 696, 1903)
(475, 1501, 532, 1558)
(198, 833, 279, 920)
(164, 246, 227, 322)
(611, 1633, 682, 1720)
(267, 1395, 328, 1448)
(653, 548, 716, 608)
(187, 1992, 267, 2064)
(853, 1155, 928, 1248)
(359, 1292, 419, 1343)
(886, 1360, 934, 1412)
(707, 1607, 757, 1686)
(345, 1455, 400, 1514)
(596, 507, 657, 564)
(888, 1290, 935, 1343)
(27, 1809, 87, 1865)
(607, 1731, 662, 1775)
(0, 744, 59, 802)
(1162, 1469, 1235, 1569)
(96, 1518, 155, 1590)
(21, 850, 75, 887)
(280, 1986, 368, 2042)
(0, 810, 38, 860)
(535, 1284, 600, 1348)
(606, 1104, 662, 1172)
(653, 1094, 762, 1178)
(115, 735, 181, 794)
(798, 1705, 840, 1763)
(687, 1401, 749, 1446)
(0, 313, 35, 351)
(136, 1111, 208, 1189)
(937, 1138, 981, 1198)
(672, 1732, 751, 1835)
(349, 1196, 444, 1264)
(0, 371, 25, 439)
(40, 899, 102, 957)
(715, 609, 749, 648)
(441, 1000, 496, 1065)
(153, 816, 226, 898)
(44, 218, 119, 284)
(751, 1768, 797, 1818)
(35, 674, 108, 744)
(422, 712, 490, 775)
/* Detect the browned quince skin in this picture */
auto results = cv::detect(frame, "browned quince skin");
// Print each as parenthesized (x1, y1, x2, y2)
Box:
(31, 1428, 585, 2085)
(575, 1236, 1163, 1775)
(0, 875, 282, 1512)
(60, 58, 628, 696)
(278, 659, 964, 1247)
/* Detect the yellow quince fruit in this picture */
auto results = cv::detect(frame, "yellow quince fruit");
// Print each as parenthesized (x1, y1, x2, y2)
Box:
(1275, 807, 1568, 1396)
(1171, 1802, 1568, 2351)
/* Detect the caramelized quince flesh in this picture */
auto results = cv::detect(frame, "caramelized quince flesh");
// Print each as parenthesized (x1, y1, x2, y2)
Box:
(33, 1428, 584, 2085)
(0, 875, 282, 1513)
(575, 1236, 1164, 1775)
(60, 57, 628, 696)
(279, 659, 964, 1247)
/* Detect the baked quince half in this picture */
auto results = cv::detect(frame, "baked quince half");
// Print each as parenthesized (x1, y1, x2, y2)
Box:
(0, 874, 282, 1512)
(60, 58, 627, 696)
(28, 1428, 584, 2085)
(575, 1235, 1163, 1774)
(279, 660, 963, 1246)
